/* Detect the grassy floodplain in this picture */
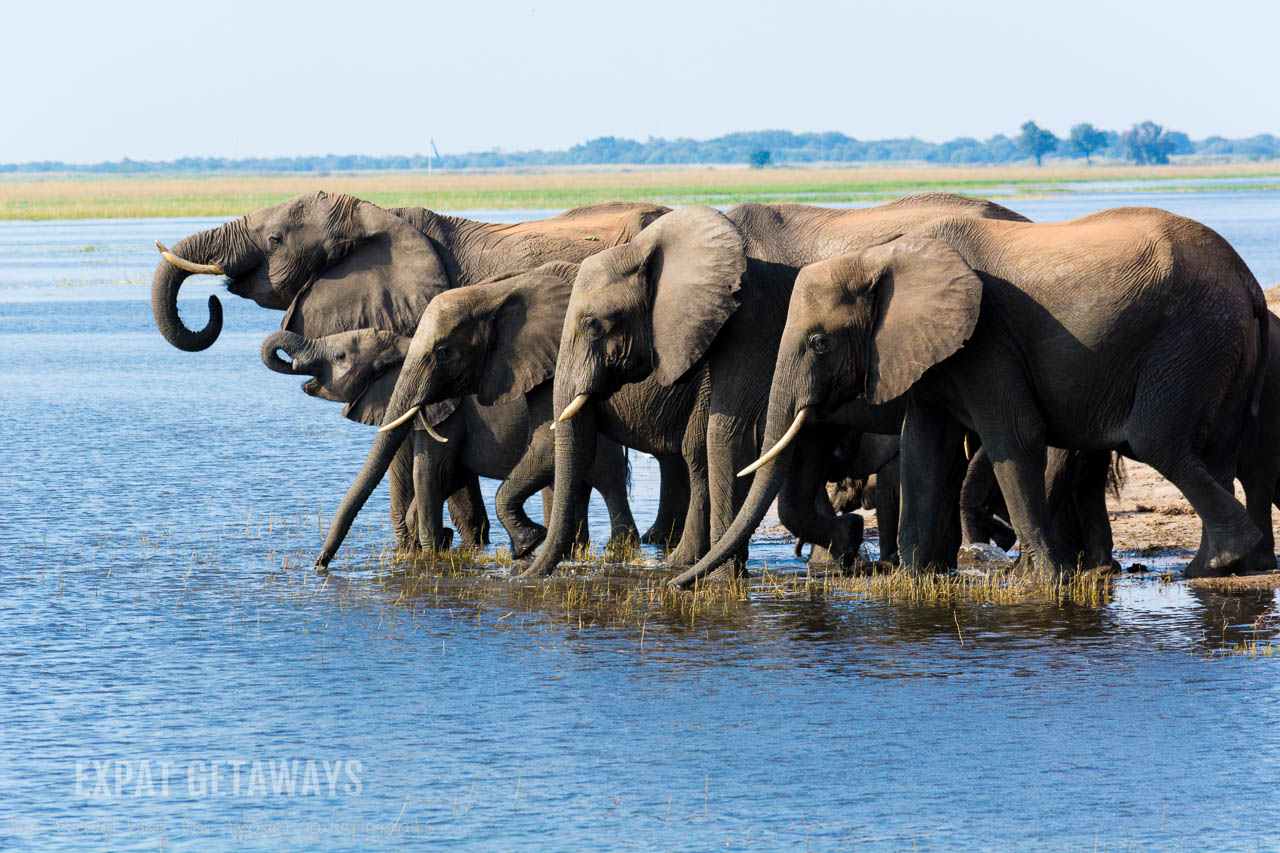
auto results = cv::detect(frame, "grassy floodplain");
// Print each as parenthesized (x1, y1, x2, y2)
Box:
(2, 162, 1279, 219)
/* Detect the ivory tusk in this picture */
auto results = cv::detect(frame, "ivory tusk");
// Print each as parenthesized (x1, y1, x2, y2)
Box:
(155, 241, 225, 276)
(737, 408, 810, 477)
(378, 405, 422, 433)
(964, 432, 975, 460)
(557, 394, 590, 422)
(422, 421, 448, 443)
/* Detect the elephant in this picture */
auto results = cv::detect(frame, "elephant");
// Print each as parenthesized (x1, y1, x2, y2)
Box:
(150, 193, 679, 546)
(530, 194, 1030, 578)
(795, 430, 902, 565)
(675, 205, 1270, 587)
(259, 309, 639, 557)
(315, 262, 713, 571)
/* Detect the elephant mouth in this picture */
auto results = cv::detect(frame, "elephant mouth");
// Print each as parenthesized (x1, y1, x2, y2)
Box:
(301, 377, 322, 397)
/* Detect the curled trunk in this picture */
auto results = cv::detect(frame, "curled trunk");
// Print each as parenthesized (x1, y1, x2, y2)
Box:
(150, 218, 252, 352)
(260, 331, 309, 374)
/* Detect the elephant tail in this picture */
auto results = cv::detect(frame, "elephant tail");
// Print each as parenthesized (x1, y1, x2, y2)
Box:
(1106, 453, 1127, 499)
(1249, 283, 1269, 419)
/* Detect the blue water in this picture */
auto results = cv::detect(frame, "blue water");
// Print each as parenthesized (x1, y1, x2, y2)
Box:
(1, 193, 1278, 851)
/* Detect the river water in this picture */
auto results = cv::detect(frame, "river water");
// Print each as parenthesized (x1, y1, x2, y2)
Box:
(1, 192, 1278, 850)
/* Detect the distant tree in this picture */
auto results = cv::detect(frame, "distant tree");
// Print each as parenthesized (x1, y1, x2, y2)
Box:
(1122, 121, 1176, 165)
(1066, 123, 1108, 164)
(749, 148, 772, 169)
(1016, 121, 1058, 165)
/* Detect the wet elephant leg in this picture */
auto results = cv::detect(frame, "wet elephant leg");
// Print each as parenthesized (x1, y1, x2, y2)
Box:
(1045, 449, 1116, 571)
(898, 398, 968, 572)
(447, 474, 489, 546)
(874, 456, 901, 564)
(389, 434, 417, 551)
(705, 410, 758, 578)
(585, 437, 639, 549)
(643, 454, 689, 549)
(412, 429, 454, 552)
(667, 399, 711, 567)
(496, 429, 555, 559)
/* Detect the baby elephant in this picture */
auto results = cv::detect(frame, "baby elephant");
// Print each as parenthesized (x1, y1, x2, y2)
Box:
(261, 297, 638, 557)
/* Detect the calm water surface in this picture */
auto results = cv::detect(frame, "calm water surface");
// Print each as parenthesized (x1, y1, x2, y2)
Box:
(2, 193, 1278, 851)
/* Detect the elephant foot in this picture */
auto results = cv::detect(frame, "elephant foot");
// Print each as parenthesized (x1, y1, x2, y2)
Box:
(1187, 524, 1266, 578)
(641, 524, 677, 548)
(665, 539, 703, 568)
(420, 527, 454, 554)
(509, 524, 548, 560)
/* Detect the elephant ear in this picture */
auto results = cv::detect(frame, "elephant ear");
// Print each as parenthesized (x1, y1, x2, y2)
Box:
(343, 333, 459, 427)
(860, 237, 983, 404)
(282, 198, 452, 339)
(633, 206, 746, 386)
(476, 262, 576, 406)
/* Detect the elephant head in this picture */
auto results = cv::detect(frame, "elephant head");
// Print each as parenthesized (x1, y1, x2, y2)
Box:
(315, 262, 577, 568)
(671, 236, 982, 587)
(260, 329, 411, 426)
(152, 191, 450, 351)
(552, 206, 746, 422)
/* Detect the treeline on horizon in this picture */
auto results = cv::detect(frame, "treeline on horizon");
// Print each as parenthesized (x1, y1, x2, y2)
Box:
(6, 124, 1280, 175)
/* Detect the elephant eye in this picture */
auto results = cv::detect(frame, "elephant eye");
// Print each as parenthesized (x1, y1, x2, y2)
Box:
(267, 233, 282, 247)
(334, 351, 347, 361)
(580, 316, 604, 340)
(809, 334, 830, 355)
(434, 345, 453, 361)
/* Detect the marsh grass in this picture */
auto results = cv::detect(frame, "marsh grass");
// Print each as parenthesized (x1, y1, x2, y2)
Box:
(3, 163, 1278, 219)
(292, 539, 1117, 635)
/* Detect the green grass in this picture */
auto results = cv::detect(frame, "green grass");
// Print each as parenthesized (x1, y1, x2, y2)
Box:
(2, 163, 1277, 219)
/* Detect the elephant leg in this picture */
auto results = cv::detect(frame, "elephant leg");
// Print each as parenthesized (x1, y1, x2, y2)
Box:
(874, 457, 901, 564)
(667, 410, 712, 568)
(389, 434, 418, 552)
(496, 430, 555, 559)
(1136, 439, 1261, 578)
(978, 425, 1079, 576)
(643, 454, 689, 549)
(960, 448, 1000, 547)
(585, 437, 639, 550)
(898, 397, 968, 572)
(705, 411, 759, 578)
(447, 474, 489, 547)
(412, 429, 454, 552)
(1045, 449, 1116, 571)
(777, 424, 864, 568)
(569, 487, 593, 553)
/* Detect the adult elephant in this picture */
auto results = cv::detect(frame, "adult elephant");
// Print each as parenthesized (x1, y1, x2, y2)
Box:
(527, 194, 1030, 578)
(151, 193, 678, 545)
(675, 207, 1270, 587)
(314, 262, 711, 570)
(258, 295, 639, 557)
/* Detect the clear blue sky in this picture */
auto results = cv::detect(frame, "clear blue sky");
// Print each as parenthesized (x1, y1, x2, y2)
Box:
(4, 0, 1277, 162)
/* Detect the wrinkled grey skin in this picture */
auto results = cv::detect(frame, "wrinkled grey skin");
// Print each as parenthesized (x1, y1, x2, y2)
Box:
(261, 315, 638, 559)
(533, 194, 1031, 579)
(676, 206, 1269, 587)
(315, 263, 709, 570)
(152, 193, 675, 547)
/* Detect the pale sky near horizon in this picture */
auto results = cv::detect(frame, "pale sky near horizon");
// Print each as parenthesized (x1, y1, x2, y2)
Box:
(4, 0, 1277, 163)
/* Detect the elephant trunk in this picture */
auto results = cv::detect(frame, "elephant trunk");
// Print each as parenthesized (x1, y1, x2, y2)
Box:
(315, 362, 429, 568)
(315, 423, 413, 570)
(523, 381, 597, 577)
(150, 218, 253, 352)
(260, 331, 311, 374)
(670, 377, 803, 589)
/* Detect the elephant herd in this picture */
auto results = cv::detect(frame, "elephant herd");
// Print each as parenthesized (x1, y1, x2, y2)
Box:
(150, 191, 1279, 588)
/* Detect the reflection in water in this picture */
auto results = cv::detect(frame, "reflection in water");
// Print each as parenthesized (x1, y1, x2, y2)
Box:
(2, 202, 1280, 851)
